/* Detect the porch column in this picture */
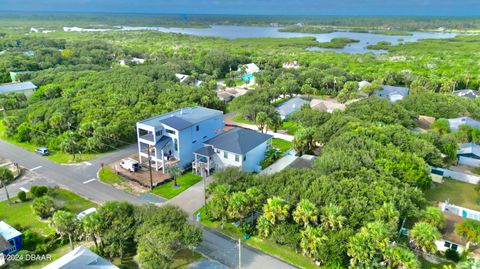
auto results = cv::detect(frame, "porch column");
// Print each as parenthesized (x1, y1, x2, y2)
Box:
(207, 157, 210, 176)
(194, 154, 198, 175)
(137, 128, 142, 163)
(161, 149, 165, 173)
(155, 148, 159, 171)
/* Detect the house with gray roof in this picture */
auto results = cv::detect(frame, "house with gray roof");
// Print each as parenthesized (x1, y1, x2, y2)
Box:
(457, 142, 480, 167)
(448, 117, 480, 131)
(193, 127, 273, 174)
(453, 89, 480, 99)
(0, 81, 37, 97)
(375, 85, 409, 103)
(136, 107, 224, 172)
(275, 97, 309, 120)
(43, 246, 118, 269)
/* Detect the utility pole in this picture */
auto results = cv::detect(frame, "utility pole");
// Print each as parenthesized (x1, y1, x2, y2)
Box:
(200, 162, 207, 214)
(147, 145, 153, 190)
(2, 180, 10, 204)
(238, 238, 242, 269)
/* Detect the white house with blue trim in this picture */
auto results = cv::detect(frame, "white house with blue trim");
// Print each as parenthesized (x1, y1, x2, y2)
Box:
(0, 221, 21, 255)
(193, 127, 273, 175)
(457, 142, 480, 167)
(136, 107, 224, 172)
(276, 97, 309, 120)
(375, 85, 409, 103)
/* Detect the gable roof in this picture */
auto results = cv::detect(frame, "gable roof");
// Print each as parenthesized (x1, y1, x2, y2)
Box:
(194, 146, 215, 156)
(0, 221, 21, 241)
(448, 117, 480, 131)
(43, 246, 118, 269)
(138, 107, 223, 130)
(275, 97, 309, 117)
(204, 127, 272, 155)
(375, 85, 409, 102)
(0, 81, 37, 94)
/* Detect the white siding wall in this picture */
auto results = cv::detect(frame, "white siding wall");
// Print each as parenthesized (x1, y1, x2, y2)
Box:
(458, 156, 480, 167)
(435, 240, 464, 253)
(211, 149, 243, 170)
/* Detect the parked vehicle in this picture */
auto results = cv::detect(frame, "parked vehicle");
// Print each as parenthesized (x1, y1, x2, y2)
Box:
(35, 147, 50, 156)
(120, 159, 140, 172)
(76, 207, 97, 220)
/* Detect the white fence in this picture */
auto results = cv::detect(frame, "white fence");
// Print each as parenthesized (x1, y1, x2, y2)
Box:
(432, 167, 480, 184)
(441, 202, 480, 221)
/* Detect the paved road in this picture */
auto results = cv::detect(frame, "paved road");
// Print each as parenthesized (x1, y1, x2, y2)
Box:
(0, 139, 296, 269)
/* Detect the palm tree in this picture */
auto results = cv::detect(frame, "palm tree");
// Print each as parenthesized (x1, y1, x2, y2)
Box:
(166, 164, 182, 187)
(409, 222, 441, 254)
(51, 210, 78, 250)
(227, 192, 249, 223)
(209, 184, 231, 229)
(293, 199, 318, 229)
(320, 204, 346, 231)
(262, 196, 289, 225)
(246, 187, 263, 220)
(256, 215, 272, 238)
(300, 226, 326, 259)
(0, 167, 13, 204)
(81, 212, 102, 250)
(455, 219, 480, 250)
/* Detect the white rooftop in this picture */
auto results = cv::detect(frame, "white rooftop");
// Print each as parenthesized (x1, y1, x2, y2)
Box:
(43, 246, 118, 269)
(0, 221, 21, 240)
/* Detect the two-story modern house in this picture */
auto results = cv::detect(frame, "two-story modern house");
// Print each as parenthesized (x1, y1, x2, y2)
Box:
(0, 221, 22, 256)
(193, 127, 273, 175)
(136, 107, 224, 173)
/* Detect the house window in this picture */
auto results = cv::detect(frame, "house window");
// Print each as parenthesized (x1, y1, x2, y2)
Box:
(192, 140, 197, 144)
(243, 155, 246, 161)
(196, 125, 199, 131)
(444, 242, 451, 248)
(174, 138, 178, 151)
(166, 129, 176, 135)
(203, 135, 207, 139)
(215, 149, 220, 154)
(156, 130, 162, 136)
(8, 239, 16, 252)
(224, 151, 228, 159)
(235, 154, 240, 162)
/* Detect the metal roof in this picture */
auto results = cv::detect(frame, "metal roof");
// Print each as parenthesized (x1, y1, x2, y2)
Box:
(275, 97, 309, 117)
(0, 81, 37, 94)
(448, 117, 480, 131)
(138, 107, 223, 130)
(194, 146, 215, 156)
(43, 246, 119, 269)
(204, 127, 272, 155)
(453, 89, 480, 99)
(0, 221, 21, 240)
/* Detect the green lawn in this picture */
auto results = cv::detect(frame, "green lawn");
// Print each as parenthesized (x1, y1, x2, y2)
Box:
(49, 188, 97, 213)
(281, 121, 299, 135)
(171, 250, 203, 269)
(99, 167, 125, 185)
(24, 244, 72, 269)
(0, 121, 102, 164)
(151, 172, 202, 199)
(194, 207, 318, 269)
(272, 138, 292, 154)
(232, 115, 255, 125)
(425, 179, 480, 210)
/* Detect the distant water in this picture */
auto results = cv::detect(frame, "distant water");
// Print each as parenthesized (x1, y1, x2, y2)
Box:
(69, 25, 458, 54)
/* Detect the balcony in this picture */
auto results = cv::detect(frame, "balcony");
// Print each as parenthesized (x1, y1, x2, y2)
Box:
(139, 133, 155, 143)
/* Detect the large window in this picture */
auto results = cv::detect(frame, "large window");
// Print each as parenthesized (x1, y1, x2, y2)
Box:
(174, 138, 178, 151)
(196, 125, 199, 131)
(156, 130, 162, 136)
(166, 129, 176, 135)
(224, 151, 228, 159)
(235, 154, 240, 162)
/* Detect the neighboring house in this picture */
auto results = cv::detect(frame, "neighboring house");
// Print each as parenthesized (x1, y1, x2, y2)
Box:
(375, 85, 409, 102)
(453, 89, 480, 99)
(43, 246, 119, 269)
(217, 87, 248, 103)
(217, 91, 234, 103)
(457, 143, 480, 167)
(131, 57, 145, 64)
(310, 99, 346, 113)
(193, 127, 273, 174)
(175, 73, 202, 87)
(0, 221, 21, 255)
(276, 97, 309, 120)
(418, 115, 436, 130)
(136, 107, 224, 172)
(243, 63, 260, 74)
(0, 82, 37, 97)
(358, 80, 370, 90)
(448, 117, 480, 131)
(434, 212, 466, 254)
(282, 61, 300, 69)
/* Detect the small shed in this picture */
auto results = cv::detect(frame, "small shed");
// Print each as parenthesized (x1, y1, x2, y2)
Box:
(0, 221, 22, 255)
(0, 82, 37, 97)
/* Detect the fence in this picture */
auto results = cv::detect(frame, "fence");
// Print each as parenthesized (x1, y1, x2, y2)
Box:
(431, 167, 480, 184)
(440, 202, 480, 221)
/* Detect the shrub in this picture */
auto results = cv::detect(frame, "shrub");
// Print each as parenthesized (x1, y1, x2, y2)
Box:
(30, 186, 48, 198)
(32, 196, 56, 219)
(269, 223, 300, 249)
(445, 248, 460, 262)
(22, 230, 45, 251)
(16, 250, 34, 265)
(17, 190, 27, 202)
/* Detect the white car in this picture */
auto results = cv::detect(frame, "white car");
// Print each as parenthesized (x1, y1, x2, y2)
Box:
(120, 159, 140, 172)
(76, 207, 97, 220)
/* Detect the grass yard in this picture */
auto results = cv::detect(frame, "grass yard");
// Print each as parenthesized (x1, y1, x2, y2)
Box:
(272, 138, 292, 154)
(151, 172, 202, 199)
(0, 121, 102, 164)
(281, 121, 299, 135)
(24, 244, 72, 269)
(232, 115, 255, 125)
(0, 188, 96, 236)
(194, 207, 317, 269)
(171, 250, 204, 269)
(425, 179, 480, 210)
(99, 167, 125, 185)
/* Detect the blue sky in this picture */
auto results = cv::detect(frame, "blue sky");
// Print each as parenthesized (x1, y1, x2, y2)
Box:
(1, 0, 479, 16)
